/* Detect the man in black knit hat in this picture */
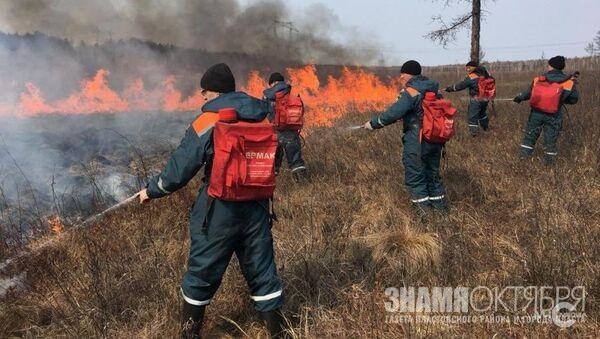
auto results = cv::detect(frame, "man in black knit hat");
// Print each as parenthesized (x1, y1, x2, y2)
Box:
(444, 60, 491, 136)
(263, 72, 307, 181)
(513, 55, 579, 165)
(362, 60, 450, 217)
(138, 63, 287, 337)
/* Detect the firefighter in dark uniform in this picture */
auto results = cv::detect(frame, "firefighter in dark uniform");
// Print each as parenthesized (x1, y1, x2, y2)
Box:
(263, 72, 307, 181)
(513, 56, 579, 165)
(363, 60, 449, 216)
(138, 64, 286, 338)
(444, 61, 489, 136)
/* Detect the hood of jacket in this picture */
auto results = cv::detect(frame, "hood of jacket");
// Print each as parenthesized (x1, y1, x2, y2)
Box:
(263, 82, 292, 101)
(201, 91, 269, 121)
(407, 75, 440, 94)
(544, 70, 571, 83)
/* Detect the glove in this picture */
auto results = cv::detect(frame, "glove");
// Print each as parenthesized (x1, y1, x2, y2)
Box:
(513, 96, 522, 103)
(138, 189, 151, 204)
(444, 86, 453, 92)
(363, 121, 374, 130)
(571, 71, 580, 84)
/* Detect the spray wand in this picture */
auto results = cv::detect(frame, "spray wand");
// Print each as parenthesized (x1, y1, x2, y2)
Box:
(80, 193, 140, 226)
(0, 192, 140, 273)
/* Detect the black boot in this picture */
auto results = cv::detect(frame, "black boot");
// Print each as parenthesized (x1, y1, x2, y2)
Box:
(411, 202, 432, 222)
(259, 308, 287, 338)
(292, 167, 308, 183)
(431, 198, 450, 215)
(480, 116, 489, 131)
(468, 125, 479, 137)
(543, 153, 557, 166)
(181, 302, 206, 339)
(519, 148, 532, 160)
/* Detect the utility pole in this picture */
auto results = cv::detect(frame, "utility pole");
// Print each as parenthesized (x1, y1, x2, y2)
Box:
(271, 20, 299, 55)
(274, 20, 299, 41)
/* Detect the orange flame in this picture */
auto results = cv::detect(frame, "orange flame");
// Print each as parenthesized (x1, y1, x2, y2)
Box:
(122, 78, 155, 111)
(48, 216, 64, 234)
(287, 64, 320, 97)
(4, 65, 401, 127)
(55, 69, 130, 114)
(18, 83, 55, 117)
(244, 71, 268, 98)
(244, 65, 399, 127)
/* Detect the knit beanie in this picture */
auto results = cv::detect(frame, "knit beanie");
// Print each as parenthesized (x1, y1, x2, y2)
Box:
(548, 56, 566, 70)
(200, 63, 236, 93)
(400, 60, 422, 75)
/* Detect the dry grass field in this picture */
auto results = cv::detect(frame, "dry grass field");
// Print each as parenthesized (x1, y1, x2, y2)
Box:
(0, 62, 599, 337)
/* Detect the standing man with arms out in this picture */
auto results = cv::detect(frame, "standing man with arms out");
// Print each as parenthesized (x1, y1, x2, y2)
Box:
(263, 72, 308, 181)
(444, 61, 492, 136)
(138, 63, 286, 338)
(363, 60, 450, 217)
(513, 55, 579, 165)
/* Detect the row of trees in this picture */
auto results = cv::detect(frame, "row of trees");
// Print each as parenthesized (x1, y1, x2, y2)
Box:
(585, 31, 600, 56)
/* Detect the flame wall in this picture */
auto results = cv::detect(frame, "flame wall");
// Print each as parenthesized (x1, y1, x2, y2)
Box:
(1, 65, 401, 127)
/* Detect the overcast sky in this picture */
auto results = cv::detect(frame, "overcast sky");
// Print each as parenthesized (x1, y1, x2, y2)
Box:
(242, 0, 599, 66)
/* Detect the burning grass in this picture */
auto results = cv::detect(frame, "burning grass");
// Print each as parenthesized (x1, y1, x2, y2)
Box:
(0, 65, 411, 244)
(0, 66, 599, 337)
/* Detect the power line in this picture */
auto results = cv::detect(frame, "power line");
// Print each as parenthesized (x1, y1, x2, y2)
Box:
(484, 41, 588, 51)
(377, 41, 589, 54)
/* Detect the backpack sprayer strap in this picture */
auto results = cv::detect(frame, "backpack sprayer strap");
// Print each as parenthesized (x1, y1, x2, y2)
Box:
(412, 123, 423, 167)
(269, 198, 278, 229)
(254, 199, 277, 228)
(441, 144, 448, 172)
(201, 153, 215, 234)
(202, 195, 215, 234)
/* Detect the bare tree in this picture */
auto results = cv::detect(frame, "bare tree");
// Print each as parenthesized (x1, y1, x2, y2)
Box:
(426, 0, 484, 63)
(584, 30, 600, 56)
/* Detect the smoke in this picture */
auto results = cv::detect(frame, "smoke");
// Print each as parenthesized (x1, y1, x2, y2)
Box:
(0, 111, 192, 237)
(0, 0, 380, 64)
(0, 0, 382, 237)
(294, 3, 380, 64)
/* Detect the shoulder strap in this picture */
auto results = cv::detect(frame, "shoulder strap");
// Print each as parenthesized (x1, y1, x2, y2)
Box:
(405, 87, 420, 97)
(560, 79, 575, 91)
(275, 90, 289, 99)
(533, 76, 545, 84)
(192, 112, 219, 137)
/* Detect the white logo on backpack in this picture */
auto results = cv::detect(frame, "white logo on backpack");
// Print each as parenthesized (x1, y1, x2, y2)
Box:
(245, 151, 276, 160)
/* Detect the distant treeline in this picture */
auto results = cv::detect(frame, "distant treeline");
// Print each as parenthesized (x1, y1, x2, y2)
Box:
(1, 31, 597, 103)
(0, 31, 301, 102)
(425, 57, 600, 75)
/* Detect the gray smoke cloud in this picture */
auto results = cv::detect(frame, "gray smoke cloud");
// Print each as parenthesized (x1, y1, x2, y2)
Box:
(0, 0, 380, 64)
(0, 0, 382, 239)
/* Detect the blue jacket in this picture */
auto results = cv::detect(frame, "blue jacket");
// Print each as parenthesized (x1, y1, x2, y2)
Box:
(370, 75, 440, 132)
(263, 82, 291, 122)
(515, 70, 579, 115)
(146, 92, 270, 199)
(446, 66, 491, 97)
(447, 72, 480, 97)
(263, 82, 291, 101)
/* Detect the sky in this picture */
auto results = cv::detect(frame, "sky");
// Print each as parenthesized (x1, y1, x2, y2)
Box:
(241, 0, 599, 66)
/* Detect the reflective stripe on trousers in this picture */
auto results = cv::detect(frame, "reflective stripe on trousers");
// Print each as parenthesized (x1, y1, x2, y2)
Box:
(250, 290, 283, 302)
